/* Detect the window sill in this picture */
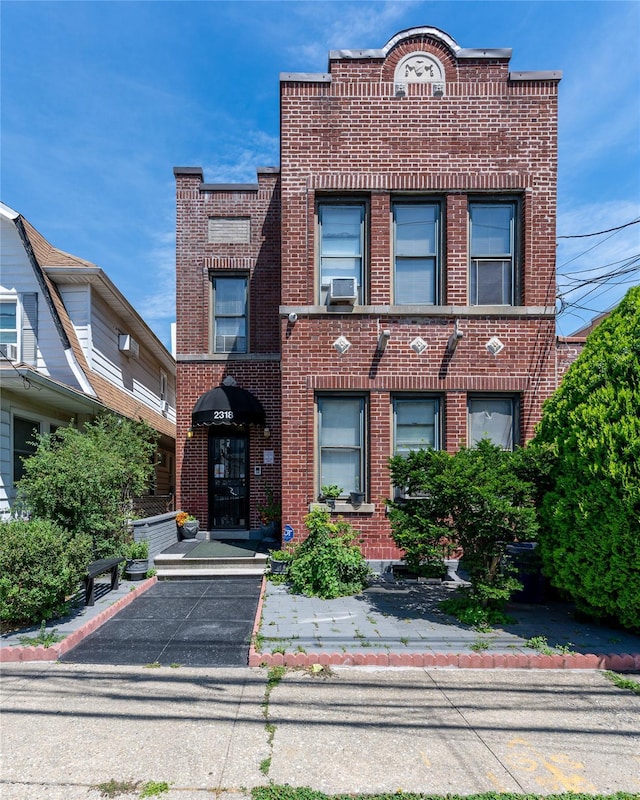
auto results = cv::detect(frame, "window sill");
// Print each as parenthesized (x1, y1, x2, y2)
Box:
(309, 502, 375, 514)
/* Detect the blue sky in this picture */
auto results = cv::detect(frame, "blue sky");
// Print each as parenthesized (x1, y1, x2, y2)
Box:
(2, 1, 639, 349)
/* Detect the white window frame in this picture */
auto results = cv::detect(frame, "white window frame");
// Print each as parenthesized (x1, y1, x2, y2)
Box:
(317, 201, 366, 304)
(393, 201, 441, 305)
(468, 395, 518, 451)
(211, 274, 248, 354)
(469, 200, 518, 306)
(0, 297, 19, 358)
(317, 395, 367, 499)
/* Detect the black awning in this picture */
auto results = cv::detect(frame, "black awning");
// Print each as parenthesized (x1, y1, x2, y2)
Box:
(191, 385, 266, 428)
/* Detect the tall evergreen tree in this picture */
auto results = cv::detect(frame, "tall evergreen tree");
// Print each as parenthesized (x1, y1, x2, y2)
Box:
(532, 286, 640, 629)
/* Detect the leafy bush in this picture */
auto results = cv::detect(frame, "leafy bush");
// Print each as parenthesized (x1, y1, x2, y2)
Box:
(17, 413, 158, 558)
(388, 440, 539, 609)
(286, 509, 370, 599)
(531, 286, 640, 630)
(0, 518, 92, 624)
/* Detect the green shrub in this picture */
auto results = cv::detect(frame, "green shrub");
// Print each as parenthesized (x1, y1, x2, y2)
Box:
(531, 286, 640, 630)
(0, 518, 92, 624)
(388, 440, 539, 609)
(17, 413, 158, 558)
(287, 509, 370, 599)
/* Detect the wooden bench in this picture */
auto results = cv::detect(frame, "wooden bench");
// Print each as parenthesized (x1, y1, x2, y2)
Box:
(84, 557, 126, 606)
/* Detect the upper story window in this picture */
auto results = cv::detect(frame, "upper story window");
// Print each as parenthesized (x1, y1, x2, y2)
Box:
(393, 396, 440, 456)
(393, 202, 440, 304)
(0, 299, 18, 360)
(469, 201, 517, 305)
(212, 275, 247, 353)
(317, 395, 366, 498)
(318, 202, 365, 304)
(468, 395, 518, 451)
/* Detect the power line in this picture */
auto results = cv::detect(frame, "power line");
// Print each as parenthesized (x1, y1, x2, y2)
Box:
(557, 217, 640, 239)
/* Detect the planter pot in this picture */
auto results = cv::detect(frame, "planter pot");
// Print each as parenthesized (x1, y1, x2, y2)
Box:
(178, 520, 199, 539)
(349, 491, 365, 505)
(270, 558, 288, 575)
(125, 558, 149, 581)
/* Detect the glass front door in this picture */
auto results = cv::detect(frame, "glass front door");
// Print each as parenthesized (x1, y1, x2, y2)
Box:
(208, 432, 248, 529)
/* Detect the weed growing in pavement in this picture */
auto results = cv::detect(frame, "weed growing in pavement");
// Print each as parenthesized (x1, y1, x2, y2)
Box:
(399, 636, 409, 647)
(139, 781, 170, 797)
(252, 787, 640, 800)
(18, 620, 64, 648)
(144, 661, 161, 668)
(95, 779, 140, 797)
(440, 594, 515, 631)
(470, 637, 490, 652)
(259, 666, 286, 778)
(605, 671, 640, 695)
(525, 636, 576, 656)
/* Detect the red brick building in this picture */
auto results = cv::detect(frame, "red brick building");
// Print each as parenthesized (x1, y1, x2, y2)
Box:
(175, 26, 561, 560)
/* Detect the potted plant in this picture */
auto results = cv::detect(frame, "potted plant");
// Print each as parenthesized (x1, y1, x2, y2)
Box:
(319, 484, 342, 509)
(268, 547, 294, 575)
(349, 487, 365, 505)
(176, 511, 199, 539)
(125, 539, 149, 581)
(257, 485, 281, 534)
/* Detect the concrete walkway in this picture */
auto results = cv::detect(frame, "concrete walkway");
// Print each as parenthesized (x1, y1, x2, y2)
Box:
(1, 663, 639, 799)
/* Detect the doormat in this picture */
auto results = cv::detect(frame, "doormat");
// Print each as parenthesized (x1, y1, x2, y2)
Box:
(184, 540, 261, 559)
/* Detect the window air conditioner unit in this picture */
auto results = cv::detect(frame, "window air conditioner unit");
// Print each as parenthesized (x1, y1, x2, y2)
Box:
(161, 400, 170, 415)
(118, 334, 139, 358)
(328, 277, 358, 304)
(0, 343, 18, 361)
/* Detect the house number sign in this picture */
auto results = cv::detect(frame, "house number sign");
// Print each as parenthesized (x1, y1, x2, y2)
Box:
(212, 410, 234, 421)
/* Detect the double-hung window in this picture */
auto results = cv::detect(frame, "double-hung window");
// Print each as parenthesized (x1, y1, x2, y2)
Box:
(0, 299, 18, 360)
(469, 201, 517, 305)
(13, 416, 39, 484)
(468, 396, 518, 450)
(393, 202, 440, 305)
(393, 396, 440, 457)
(318, 396, 366, 497)
(212, 276, 247, 353)
(318, 203, 365, 304)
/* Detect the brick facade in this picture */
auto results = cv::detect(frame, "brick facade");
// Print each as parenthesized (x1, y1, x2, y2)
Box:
(175, 26, 562, 559)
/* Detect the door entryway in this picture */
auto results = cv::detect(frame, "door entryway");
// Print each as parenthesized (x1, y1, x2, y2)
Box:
(208, 431, 249, 530)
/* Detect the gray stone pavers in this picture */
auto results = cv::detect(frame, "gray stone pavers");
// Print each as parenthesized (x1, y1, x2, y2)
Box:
(256, 577, 640, 661)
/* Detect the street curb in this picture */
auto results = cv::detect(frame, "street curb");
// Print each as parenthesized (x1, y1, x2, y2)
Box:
(0, 577, 158, 663)
(247, 577, 640, 672)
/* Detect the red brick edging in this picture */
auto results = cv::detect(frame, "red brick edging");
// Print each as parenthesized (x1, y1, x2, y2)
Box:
(0, 577, 158, 663)
(248, 578, 640, 671)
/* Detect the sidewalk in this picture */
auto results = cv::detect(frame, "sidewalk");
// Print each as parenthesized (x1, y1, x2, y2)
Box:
(1, 663, 639, 798)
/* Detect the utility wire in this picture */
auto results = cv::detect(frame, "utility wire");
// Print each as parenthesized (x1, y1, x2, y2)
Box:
(557, 217, 640, 239)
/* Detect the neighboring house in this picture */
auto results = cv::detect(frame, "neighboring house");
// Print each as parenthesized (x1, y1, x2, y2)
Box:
(175, 26, 561, 559)
(0, 202, 176, 518)
(556, 311, 610, 380)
